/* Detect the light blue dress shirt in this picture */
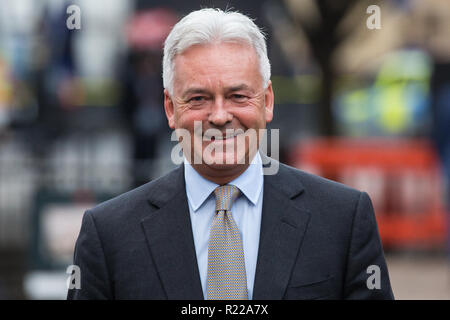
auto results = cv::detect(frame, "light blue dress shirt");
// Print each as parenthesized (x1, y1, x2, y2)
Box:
(184, 153, 264, 300)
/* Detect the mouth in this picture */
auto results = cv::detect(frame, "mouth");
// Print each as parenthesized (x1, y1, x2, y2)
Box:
(202, 131, 242, 141)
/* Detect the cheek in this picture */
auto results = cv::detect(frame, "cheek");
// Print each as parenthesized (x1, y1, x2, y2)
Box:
(234, 106, 267, 129)
(174, 108, 206, 129)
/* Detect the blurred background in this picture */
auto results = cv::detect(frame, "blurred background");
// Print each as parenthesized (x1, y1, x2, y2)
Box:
(0, 0, 449, 299)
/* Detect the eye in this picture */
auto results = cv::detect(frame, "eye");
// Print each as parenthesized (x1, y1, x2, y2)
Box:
(188, 96, 207, 105)
(189, 96, 205, 102)
(231, 94, 248, 102)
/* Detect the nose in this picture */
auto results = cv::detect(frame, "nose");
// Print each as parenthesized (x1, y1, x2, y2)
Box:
(208, 96, 232, 126)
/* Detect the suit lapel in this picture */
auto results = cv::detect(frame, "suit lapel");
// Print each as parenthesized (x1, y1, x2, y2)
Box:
(140, 166, 204, 300)
(253, 160, 311, 299)
(140, 157, 311, 300)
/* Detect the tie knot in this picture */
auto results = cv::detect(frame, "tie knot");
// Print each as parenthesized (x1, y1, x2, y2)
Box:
(214, 185, 240, 212)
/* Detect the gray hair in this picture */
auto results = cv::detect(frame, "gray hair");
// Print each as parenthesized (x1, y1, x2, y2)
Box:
(162, 8, 271, 95)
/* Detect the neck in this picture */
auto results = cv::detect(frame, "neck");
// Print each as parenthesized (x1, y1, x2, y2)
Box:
(191, 163, 250, 185)
(188, 151, 259, 185)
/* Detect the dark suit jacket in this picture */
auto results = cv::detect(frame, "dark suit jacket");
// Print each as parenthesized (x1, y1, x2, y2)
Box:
(67, 157, 394, 300)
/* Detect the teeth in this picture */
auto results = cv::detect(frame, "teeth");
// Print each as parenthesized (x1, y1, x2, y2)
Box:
(216, 135, 234, 140)
(203, 134, 236, 141)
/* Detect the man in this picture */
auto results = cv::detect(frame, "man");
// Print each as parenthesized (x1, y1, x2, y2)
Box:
(68, 8, 394, 300)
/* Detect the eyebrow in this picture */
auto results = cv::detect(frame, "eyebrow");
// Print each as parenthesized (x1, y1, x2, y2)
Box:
(182, 88, 210, 98)
(182, 84, 253, 98)
(226, 84, 253, 93)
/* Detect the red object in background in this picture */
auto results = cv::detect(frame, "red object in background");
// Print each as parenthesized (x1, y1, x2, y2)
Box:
(126, 8, 178, 51)
(289, 138, 447, 249)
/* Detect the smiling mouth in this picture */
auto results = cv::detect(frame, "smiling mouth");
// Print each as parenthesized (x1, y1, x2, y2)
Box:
(203, 132, 242, 141)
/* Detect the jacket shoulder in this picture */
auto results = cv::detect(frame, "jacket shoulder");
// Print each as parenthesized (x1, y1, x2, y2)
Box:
(277, 161, 362, 200)
(86, 165, 183, 222)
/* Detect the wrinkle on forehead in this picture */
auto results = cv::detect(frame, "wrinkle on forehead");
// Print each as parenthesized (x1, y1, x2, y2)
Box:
(172, 42, 263, 96)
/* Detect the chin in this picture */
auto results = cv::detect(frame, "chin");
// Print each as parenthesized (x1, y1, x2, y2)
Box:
(203, 151, 248, 168)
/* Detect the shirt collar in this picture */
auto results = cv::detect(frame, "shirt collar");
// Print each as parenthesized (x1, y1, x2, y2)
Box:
(184, 152, 264, 212)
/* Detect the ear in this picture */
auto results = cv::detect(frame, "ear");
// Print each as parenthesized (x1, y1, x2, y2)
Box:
(264, 80, 274, 123)
(164, 89, 176, 129)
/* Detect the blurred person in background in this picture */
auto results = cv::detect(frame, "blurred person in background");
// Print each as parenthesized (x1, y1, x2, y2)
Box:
(121, 8, 178, 187)
(423, 2, 450, 259)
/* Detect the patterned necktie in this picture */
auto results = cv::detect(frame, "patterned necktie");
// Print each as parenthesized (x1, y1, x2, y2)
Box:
(207, 185, 248, 300)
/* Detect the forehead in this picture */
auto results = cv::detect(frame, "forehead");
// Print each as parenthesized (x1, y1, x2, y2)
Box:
(172, 42, 262, 92)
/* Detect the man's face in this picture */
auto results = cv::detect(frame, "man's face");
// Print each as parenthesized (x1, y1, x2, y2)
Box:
(164, 41, 274, 175)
